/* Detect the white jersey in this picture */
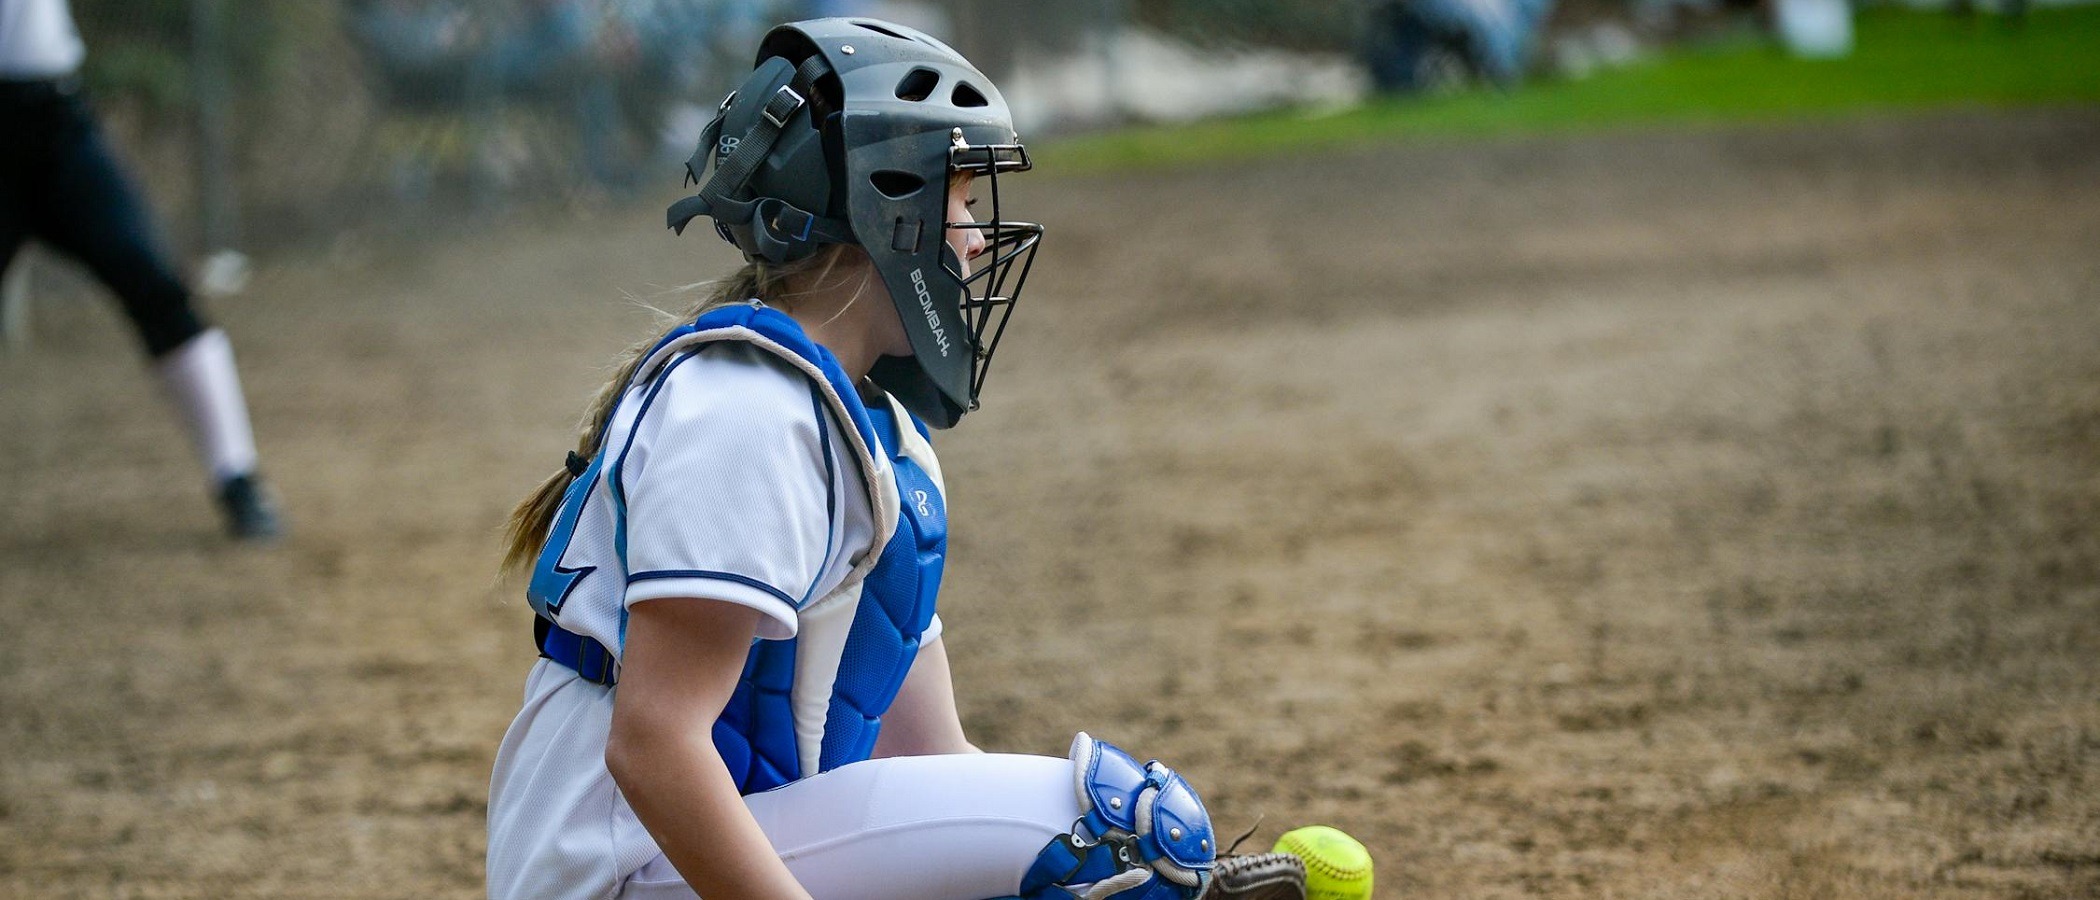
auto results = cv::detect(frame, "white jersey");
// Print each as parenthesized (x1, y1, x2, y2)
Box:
(0, 0, 85, 78)
(533, 325, 953, 650)
(543, 338, 883, 645)
(491, 305, 952, 898)
(525, 319, 946, 658)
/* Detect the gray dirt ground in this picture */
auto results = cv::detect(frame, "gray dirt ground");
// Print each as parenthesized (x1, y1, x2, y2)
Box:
(1, 109, 2096, 898)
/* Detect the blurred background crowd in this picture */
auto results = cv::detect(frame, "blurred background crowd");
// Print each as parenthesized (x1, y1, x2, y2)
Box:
(39, 0, 2050, 268)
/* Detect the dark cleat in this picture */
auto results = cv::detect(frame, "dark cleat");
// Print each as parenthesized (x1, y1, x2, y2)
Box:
(217, 473, 285, 541)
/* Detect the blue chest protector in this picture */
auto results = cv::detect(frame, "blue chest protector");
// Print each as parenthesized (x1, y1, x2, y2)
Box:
(712, 393, 947, 794)
(530, 303, 945, 795)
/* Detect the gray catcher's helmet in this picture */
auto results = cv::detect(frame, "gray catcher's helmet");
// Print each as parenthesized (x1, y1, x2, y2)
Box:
(667, 18, 1041, 428)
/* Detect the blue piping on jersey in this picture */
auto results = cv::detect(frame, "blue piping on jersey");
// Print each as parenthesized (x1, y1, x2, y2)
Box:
(627, 569, 800, 610)
(802, 385, 838, 608)
(610, 347, 711, 566)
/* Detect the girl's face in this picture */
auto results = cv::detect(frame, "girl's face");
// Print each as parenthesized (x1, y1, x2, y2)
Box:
(946, 173, 987, 279)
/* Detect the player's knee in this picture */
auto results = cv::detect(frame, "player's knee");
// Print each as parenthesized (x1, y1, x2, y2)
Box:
(1013, 733, 1216, 899)
(127, 288, 207, 358)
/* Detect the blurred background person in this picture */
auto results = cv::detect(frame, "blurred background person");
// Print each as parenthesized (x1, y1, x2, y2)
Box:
(0, 0, 283, 540)
(348, 0, 765, 194)
(1362, 0, 1556, 92)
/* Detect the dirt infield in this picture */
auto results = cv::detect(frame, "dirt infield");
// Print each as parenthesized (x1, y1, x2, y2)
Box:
(2, 109, 2096, 898)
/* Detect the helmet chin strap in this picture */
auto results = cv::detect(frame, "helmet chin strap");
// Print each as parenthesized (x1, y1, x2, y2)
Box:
(667, 54, 853, 265)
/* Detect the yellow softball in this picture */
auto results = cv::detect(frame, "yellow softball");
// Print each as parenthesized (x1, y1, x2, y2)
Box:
(1273, 825, 1374, 900)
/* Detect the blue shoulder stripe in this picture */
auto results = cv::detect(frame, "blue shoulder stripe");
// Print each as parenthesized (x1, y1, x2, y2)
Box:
(609, 346, 710, 564)
(628, 569, 799, 610)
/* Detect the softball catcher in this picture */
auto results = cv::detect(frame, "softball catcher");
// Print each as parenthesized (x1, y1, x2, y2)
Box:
(485, 17, 1303, 900)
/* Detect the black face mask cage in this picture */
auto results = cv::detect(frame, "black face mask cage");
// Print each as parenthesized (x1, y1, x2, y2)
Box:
(942, 136, 1042, 410)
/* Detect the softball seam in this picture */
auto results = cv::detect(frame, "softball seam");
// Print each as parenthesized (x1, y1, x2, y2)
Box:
(1277, 836, 1371, 883)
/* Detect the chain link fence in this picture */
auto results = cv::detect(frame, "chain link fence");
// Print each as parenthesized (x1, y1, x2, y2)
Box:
(65, 0, 1412, 252)
(73, 0, 830, 249)
(49, 5, 1036, 247)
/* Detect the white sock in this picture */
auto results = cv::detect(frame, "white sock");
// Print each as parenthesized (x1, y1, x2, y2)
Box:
(154, 328, 260, 484)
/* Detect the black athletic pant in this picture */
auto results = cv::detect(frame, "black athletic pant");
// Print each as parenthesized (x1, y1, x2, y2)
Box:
(0, 77, 206, 358)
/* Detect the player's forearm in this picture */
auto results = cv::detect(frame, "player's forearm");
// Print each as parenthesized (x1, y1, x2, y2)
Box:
(610, 600, 800, 896)
(605, 724, 813, 900)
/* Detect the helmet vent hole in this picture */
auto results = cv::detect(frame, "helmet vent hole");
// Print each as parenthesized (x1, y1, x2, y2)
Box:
(852, 20, 911, 40)
(870, 170, 926, 200)
(951, 82, 989, 108)
(895, 68, 941, 102)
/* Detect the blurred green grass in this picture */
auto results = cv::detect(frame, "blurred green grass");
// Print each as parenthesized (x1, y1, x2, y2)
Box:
(1039, 6, 2100, 171)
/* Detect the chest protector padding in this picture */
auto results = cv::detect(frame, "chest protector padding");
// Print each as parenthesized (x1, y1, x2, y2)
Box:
(627, 304, 944, 795)
(817, 407, 946, 769)
(716, 638, 801, 792)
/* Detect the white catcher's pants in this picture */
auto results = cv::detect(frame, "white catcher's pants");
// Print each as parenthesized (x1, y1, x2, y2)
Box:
(488, 660, 1079, 900)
